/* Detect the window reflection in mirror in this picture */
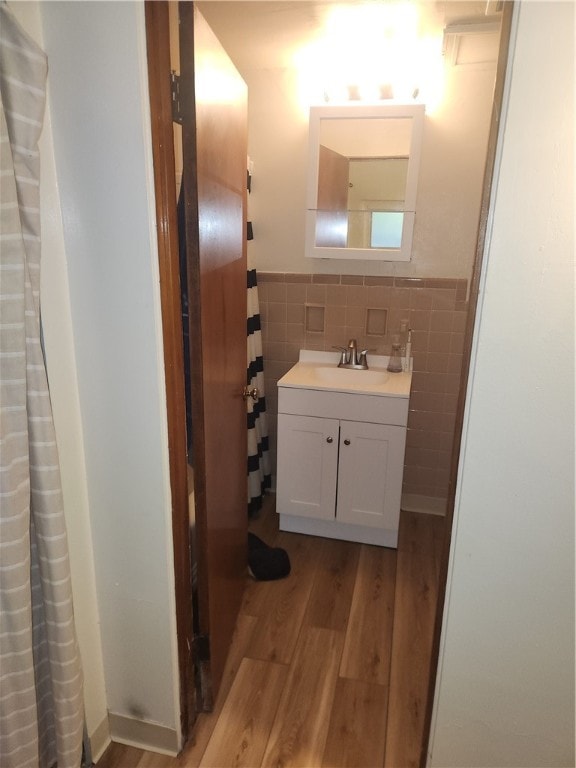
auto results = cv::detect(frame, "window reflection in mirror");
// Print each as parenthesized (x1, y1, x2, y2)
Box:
(305, 104, 424, 262)
(348, 157, 408, 248)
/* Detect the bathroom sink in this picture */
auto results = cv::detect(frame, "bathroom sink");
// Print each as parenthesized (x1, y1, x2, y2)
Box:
(277, 351, 412, 398)
(313, 366, 390, 387)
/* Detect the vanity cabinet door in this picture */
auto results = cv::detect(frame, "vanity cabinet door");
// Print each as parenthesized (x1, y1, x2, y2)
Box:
(336, 421, 406, 530)
(276, 414, 339, 521)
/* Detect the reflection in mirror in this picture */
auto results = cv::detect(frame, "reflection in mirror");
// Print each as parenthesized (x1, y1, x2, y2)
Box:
(306, 104, 424, 261)
(348, 157, 408, 248)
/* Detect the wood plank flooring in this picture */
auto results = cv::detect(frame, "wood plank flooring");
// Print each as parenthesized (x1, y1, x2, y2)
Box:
(97, 497, 444, 768)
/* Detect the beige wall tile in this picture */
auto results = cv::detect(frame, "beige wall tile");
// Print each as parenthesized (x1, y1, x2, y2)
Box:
(430, 311, 453, 332)
(304, 335, 325, 350)
(408, 409, 445, 432)
(264, 341, 286, 362)
(412, 351, 427, 372)
(312, 273, 340, 284)
(409, 309, 431, 332)
(267, 322, 288, 342)
(286, 323, 305, 344)
(447, 353, 463, 375)
(419, 448, 440, 469)
(345, 306, 365, 328)
(346, 285, 368, 306)
(326, 285, 348, 305)
(431, 289, 456, 310)
(387, 309, 405, 337)
(428, 332, 452, 353)
(443, 393, 459, 415)
(410, 391, 445, 413)
(284, 273, 312, 283)
(286, 303, 305, 324)
(365, 286, 390, 307)
(445, 374, 461, 395)
(286, 283, 307, 304)
(409, 288, 433, 310)
(451, 311, 467, 333)
(426, 353, 450, 374)
(365, 276, 394, 286)
(389, 288, 410, 308)
(306, 284, 327, 303)
(325, 305, 344, 327)
(266, 360, 293, 380)
(268, 302, 287, 324)
(450, 333, 465, 354)
(265, 282, 288, 303)
(285, 343, 302, 362)
(324, 327, 347, 347)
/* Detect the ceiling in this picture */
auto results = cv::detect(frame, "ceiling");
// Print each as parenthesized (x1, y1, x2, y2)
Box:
(196, 1, 499, 75)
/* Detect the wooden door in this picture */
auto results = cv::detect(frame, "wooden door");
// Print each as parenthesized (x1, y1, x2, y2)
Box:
(315, 144, 349, 247)
(180, 3, 248, 707)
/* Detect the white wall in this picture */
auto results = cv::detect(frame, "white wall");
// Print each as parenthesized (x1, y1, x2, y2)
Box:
(37, 0, 180, 750)
(8, 0, 110, 757)
(429, 3, 574, 765)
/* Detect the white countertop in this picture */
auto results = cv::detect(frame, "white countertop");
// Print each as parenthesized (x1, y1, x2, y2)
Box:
(277, 350, 412, 398)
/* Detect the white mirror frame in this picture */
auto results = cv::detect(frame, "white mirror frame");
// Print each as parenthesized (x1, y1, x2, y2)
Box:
(305, 103, 425, 262)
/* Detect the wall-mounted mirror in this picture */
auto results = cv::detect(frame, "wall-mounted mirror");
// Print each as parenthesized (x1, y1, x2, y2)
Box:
(305, 103, 425, 261)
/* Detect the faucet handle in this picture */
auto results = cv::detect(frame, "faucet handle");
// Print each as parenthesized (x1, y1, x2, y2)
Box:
(358, 350, 369, 369)
(332, 346, 348, 367)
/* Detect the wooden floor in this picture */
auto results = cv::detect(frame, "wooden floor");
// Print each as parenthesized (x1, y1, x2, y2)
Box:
(97, 497, 444, 768)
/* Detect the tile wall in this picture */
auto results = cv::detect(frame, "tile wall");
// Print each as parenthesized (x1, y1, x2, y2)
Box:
(258, 272, 469, 504)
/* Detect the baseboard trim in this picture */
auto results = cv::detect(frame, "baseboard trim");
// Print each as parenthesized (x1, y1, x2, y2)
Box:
(279, 513, 398, 548)
(401, 493, 447, 516)
(89, 715, 111, 763)
(108, 713, 180, 756)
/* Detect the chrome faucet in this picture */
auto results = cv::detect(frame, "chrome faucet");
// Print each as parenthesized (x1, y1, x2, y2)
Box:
(334, 339, 369, 370)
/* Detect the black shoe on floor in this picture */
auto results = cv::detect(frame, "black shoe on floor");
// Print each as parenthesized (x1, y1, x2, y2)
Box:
(248, 534, 291, 581)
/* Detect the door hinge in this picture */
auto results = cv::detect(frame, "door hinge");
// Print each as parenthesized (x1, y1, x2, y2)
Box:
(193, 633, 210, 663)
(171, 71, 183, 125)
(193, 632, 213, 711)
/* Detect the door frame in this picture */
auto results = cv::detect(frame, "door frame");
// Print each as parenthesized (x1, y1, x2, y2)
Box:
(420, 3, 515, 764)
(144, 0, 517, 756)
(144, 0, 195, 743)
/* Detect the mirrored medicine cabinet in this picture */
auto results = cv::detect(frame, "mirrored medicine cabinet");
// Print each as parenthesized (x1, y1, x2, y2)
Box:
(305, 103, 425, 262)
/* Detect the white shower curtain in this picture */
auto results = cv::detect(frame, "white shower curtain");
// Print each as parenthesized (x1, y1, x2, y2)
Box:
(0, 5, 84, 767)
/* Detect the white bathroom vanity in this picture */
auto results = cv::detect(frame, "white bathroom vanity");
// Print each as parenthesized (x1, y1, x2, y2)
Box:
(276, 351, 412, 548)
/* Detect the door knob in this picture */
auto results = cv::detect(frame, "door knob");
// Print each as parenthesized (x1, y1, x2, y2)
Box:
(343, 439, 351, 446)
(326, 436, 333, 443)
(242, 386, 259, 402)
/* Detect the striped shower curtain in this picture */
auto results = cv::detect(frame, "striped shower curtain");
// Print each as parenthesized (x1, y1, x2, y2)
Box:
(247, 267, 271, 516)
(0, 6, 84, 767)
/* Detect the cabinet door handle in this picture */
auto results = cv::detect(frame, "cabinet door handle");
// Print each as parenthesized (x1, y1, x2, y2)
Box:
(343, 439, 351, 446)
(326, 436, 333, 443)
